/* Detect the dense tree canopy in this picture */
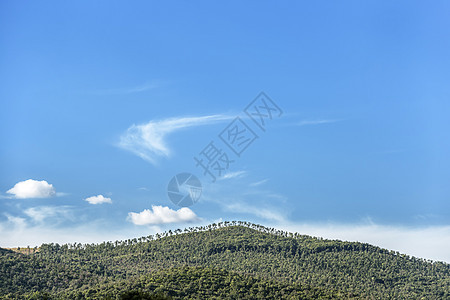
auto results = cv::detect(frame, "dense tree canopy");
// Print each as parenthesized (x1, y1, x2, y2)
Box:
(1, 221, 449, 299)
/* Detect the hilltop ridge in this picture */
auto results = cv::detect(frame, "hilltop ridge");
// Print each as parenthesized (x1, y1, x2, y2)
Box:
(1, 221, 449, 299)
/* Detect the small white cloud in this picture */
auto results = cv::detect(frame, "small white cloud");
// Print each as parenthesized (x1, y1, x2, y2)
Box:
(118, 114, 233, 165)
(128, 205, 199, 225)
(7, 179, 56, 199)
(85, 195, 112, 205)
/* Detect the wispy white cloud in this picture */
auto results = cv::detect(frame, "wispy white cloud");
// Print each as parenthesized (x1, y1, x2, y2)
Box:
(24, 206, 73, 223)
(297, 119, 343, 126)
(413, 213, 439, 221)
(4, 214, 27, 229)
(201, 175, 288, 223)
(84, 195, 112, 205)
(118, 114, 233, 164)
(91, 81, 160, 95)
(128, 205, 200, 225)
(125, 82, 159, 93)
(249, 179, 269, 187)
(6, 179, 56, 199)
(372, 149, 406, 155)
(224, 202, 286, 222)
(220, 171, 247, 180)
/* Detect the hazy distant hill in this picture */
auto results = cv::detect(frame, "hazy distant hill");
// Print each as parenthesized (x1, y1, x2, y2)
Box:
(1, 221, 449, 299)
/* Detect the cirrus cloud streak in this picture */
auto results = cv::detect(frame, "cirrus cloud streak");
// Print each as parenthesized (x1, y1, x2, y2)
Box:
(118, 114, 233, 165)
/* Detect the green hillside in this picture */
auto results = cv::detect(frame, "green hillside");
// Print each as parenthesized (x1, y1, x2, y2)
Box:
(1, 221, 449, 299)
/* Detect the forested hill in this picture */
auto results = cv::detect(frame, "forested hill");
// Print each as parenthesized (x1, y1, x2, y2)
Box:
(1, 221, 449, 299)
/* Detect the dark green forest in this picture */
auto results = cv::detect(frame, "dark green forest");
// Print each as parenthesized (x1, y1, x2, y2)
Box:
(1, 221, 449, 299)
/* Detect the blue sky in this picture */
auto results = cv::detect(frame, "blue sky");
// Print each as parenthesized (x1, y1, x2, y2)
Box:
(1, 1, 450, 262)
